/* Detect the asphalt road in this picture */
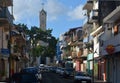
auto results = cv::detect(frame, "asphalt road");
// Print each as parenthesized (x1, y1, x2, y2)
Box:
(42, 72, 74, 83)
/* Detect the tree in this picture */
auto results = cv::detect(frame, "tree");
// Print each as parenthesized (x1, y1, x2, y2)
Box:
(15, 23, 57, 61)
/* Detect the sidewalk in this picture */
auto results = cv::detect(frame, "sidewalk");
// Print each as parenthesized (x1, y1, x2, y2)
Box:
(94, 79, 111, 83)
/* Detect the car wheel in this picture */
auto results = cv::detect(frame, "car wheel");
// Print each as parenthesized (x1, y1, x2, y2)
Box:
(79, 81, 82, 83)
(87, 80, 91, 83)
(74, 80, 80, 83)
(73, 80, 77, 83)
(40, 79, 42, 83)
(11, 80, 16, 83)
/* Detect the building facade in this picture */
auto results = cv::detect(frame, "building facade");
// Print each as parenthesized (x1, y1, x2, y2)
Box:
(83, 0, 120, 83)
(0, 0, 13, 81)
(100, 2, 120, 83)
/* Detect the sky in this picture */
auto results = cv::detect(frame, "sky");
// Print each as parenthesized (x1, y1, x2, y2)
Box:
(12, 0, 87, 38)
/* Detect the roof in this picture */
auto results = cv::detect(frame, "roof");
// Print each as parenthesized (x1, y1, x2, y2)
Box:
(69, 27, 82, 32)
(40, 9, 46, 14)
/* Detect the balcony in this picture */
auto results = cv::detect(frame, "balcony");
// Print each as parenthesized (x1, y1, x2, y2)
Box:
(0, 0, 13, 7)
(83, 22, 93, 33)
(0, 7, 13, 25)
(83, 0, 93, 10)
(83, 49, 89, 56)
(103, 6, 120, 23)
(71, 51, 77, 58)
(101, 33, 120, 56)
(91, 9, 98, 22)
(91, 26, 103, 37)
(73, 36, 78, 41)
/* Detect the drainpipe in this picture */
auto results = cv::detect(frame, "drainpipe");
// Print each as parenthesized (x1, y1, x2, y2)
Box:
(9, 3, 13, 80)
(2, 27, 3, 48)
(92, 52, 94, 83)
(8, 25, 12, 80)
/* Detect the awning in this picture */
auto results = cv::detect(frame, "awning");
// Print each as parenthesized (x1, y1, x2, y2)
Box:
(103, 6, 120, 23)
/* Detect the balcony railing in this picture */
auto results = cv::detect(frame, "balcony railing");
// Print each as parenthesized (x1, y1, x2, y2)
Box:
(0, 7, 13, 25)
(0, 0, 13, 7)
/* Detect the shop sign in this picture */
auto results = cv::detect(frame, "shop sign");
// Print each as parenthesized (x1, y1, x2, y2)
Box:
(1, 48, 10, 55)
(106, 45, 115, 54)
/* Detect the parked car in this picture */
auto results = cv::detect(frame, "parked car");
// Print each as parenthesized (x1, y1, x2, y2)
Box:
(63, 68, 74, 77)
(56, 67, 61, 74)
(49, 66, 57, 72)
(59, 68, 65, 76)
(20, 67, 42, 82)
(73, 71, 92, 83)
(11, 72, 39, 83)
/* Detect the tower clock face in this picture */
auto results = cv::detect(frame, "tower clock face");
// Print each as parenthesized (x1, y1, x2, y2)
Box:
(42, 13, 44, 15)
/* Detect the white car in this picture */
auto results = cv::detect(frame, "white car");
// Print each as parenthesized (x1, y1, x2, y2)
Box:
(74, 71, 92, 83)
(59, 68, 65, 76)
(56, 67, 61, 74)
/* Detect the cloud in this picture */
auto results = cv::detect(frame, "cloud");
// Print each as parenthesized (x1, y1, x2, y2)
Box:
(68, 5, 85, 20)
(13, 0, 42, 21)
(13, 0, 85, 26)
(45, 0, 67, 21)
(13, 0, 66, 22)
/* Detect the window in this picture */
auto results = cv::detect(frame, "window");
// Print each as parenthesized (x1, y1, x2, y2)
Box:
(117, 24, 120, 33)
(6, 34, 8, 40)
(114, 24, 120, 35)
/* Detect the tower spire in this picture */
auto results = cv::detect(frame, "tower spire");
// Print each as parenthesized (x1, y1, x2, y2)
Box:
(40, 2, 46, 31)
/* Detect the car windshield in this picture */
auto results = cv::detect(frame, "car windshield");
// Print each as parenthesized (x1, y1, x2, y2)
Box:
(75, 72, 88, 76)
(21, 67, 38, 74)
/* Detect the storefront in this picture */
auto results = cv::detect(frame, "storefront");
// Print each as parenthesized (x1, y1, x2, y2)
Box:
(106, 53, 120, 83)
(87, 53, 93, 76)
(98, 58, 106, 81)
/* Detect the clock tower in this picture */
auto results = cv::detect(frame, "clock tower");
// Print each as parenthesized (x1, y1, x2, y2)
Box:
(40, 7, 47, 31)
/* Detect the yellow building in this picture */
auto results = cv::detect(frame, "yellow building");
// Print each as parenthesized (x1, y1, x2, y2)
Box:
(0, 0, 13, 81)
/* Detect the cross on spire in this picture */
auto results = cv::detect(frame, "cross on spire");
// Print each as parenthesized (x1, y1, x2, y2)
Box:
(42, 2, 44, 9)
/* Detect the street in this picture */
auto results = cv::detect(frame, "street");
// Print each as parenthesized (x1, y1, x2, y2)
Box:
(42, 72, 73, 83)
(1, 1, 120, 83)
